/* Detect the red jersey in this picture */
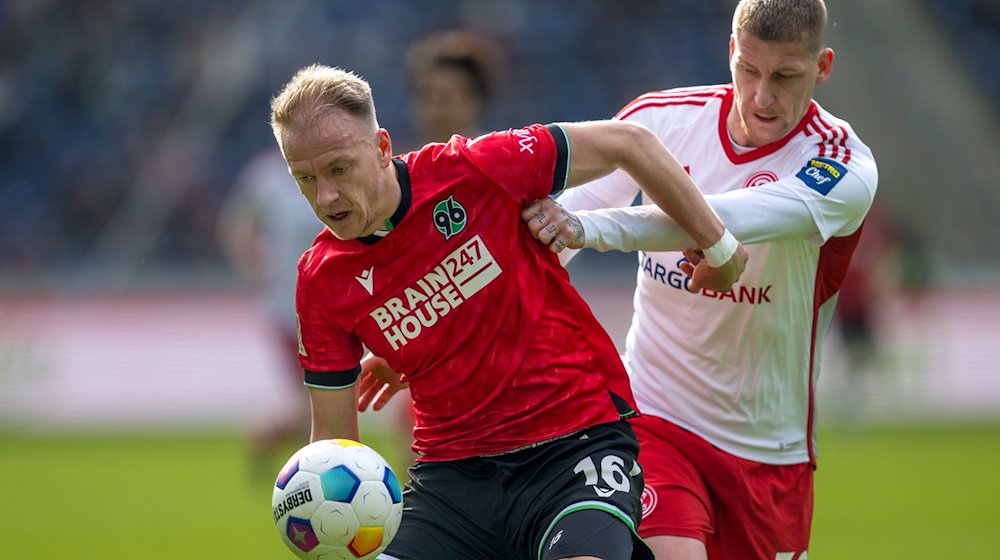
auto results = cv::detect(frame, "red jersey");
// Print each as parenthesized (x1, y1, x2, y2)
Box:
(295, 124, 638, 461)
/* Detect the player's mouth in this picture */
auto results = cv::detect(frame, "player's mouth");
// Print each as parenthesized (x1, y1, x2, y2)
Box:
(753, 112, 779, 123)
(328, 210, 351, 222)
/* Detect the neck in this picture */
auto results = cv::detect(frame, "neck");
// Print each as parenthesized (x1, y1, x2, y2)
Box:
(725, 106, 755, 148)
(376, 161, 403, 230)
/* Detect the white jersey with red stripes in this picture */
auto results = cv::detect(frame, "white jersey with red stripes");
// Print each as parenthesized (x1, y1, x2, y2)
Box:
(558, 84, 877, 465)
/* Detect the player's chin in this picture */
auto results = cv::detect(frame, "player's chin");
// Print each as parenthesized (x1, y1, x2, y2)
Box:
(749, 120, 790, 144)
(325, 223, 359, 241)
(325, 216, 364, 240)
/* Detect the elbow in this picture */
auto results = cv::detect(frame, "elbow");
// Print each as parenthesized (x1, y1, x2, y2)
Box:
(612, 121, 661, 167)
(618, 120, 657, 148)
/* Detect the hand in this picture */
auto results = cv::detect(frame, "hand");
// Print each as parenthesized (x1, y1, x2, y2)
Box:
(356, 354, 408, 412)
(520, 197, 585, 253)
(679, 244, 749, 293)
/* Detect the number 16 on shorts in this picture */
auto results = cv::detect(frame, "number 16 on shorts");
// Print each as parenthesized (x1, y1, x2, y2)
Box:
(574, 454, 640, 497)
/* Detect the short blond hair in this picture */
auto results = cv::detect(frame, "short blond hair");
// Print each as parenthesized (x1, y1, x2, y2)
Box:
(270, 64, 377, 138)
(733, 0, 827, 54)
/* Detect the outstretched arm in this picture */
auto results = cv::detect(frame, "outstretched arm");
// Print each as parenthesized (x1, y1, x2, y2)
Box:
(526, 120, 748, 291)
(541, 184, 829, 254)
(555, 120, 731, 252)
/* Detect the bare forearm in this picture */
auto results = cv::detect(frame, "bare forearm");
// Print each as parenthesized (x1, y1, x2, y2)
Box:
(308, 385, 361, 442)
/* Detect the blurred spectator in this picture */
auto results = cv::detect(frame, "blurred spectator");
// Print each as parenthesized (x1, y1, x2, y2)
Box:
(404, 29, 506, 147)
(216, 147, 320, 478)
(834, 203, 899, 376)
(0, 0, 734, 284)
(375, 29, 510, 474)
(1, 0, 993, 288)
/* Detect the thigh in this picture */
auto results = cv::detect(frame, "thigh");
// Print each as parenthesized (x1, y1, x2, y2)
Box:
(540, 508, 635, 560)
(517, 421, 654, 560)
(707, 458, 814, 560)
(633, 415, 814, 559)
(631, 414, 715, 543)
(381, 460, 506, 560)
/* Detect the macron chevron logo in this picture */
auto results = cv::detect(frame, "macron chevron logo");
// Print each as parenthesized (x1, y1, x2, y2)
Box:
(355, 267, 374, 295)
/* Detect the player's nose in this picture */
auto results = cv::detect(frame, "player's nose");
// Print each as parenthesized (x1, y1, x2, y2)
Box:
(315, 177, 341, 207)
(754, 84, 776, 108)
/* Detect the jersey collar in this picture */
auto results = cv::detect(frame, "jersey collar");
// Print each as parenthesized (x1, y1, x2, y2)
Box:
(717, 84, 818, 164)
(358, 158, 412, 245)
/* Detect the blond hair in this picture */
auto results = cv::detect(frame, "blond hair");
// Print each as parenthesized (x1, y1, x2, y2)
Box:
(733, 0, 827, 54)
(270, 64, 377, 138)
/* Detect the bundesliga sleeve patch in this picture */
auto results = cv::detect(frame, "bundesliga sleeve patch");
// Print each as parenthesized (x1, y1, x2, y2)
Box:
(796, 157, 848, 196)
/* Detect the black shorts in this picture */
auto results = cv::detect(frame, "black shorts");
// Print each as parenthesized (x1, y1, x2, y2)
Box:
(382, 421, 653, 560)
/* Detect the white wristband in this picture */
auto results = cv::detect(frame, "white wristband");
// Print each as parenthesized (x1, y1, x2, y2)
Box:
(703, 229, 738, 267)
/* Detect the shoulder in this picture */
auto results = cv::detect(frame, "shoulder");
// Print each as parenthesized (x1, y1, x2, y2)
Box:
(616, 84, 729, 122)
(402, 136, 471, 170)
(778, 109, 877, 226)
(298, 230, 351, 282)
(796, 104, 878, 190)
(402, 128, 548, 176)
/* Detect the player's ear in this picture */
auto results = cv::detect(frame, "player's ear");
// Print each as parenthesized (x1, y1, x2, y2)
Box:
(376, 129, 393, 166)
(815, 47, 834, 85)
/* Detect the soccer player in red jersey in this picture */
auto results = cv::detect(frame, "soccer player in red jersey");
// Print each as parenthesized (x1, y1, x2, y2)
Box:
(269, 64, 746, 560)
(522, 1, 878, 558)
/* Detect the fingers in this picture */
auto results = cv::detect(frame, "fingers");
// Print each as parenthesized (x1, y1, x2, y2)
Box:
(522, 198, 568, 246)
(372, 385, 398, 411)
(357, 372, 379, 412)
(357, 353, 408, 411)
(523, 198, 582, 252)
(682, 249, 704, 265)
(680, 249, 702, 292)
(520, 198, 546, 222)
(685, 245, 748, 293)
(520, 199, 552, 236)
(357, 373, 403, 412)
(679, 261, 697, 292)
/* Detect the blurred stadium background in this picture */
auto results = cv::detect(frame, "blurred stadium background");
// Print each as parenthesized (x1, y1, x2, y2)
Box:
(1, 0, 998, 557)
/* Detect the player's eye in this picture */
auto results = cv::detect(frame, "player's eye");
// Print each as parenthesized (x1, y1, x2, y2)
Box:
(332, 166, 349, 175)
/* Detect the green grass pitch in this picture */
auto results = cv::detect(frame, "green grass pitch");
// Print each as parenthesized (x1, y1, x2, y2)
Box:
(1, 424, 997, 558)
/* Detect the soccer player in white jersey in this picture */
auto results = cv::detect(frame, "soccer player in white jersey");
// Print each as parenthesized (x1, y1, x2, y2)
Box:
(522, 0, 878, 558)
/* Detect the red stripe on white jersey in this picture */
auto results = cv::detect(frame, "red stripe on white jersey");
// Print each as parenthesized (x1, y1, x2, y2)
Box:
(618, 99, 709, 119)
(630, 86, 728, 100)
(806, 225, 865, 464)
(804, 121, 827, 158)
(617, 87, 727, 120)
(812, 115, 852, 164)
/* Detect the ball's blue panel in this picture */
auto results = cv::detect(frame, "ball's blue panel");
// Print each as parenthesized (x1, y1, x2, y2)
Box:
(320, 464, 361, 502)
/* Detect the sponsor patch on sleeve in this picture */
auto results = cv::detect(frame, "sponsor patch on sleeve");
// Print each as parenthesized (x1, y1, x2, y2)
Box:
(795, 157, 848, 196)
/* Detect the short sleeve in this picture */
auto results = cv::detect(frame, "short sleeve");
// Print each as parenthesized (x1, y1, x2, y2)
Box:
(295, 265, 364, 388)
(557, 92, 670, 213)
(462, 123, 569, 202)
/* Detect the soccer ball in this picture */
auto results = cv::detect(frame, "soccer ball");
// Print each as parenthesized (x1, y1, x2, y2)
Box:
(272, 439, 404, 559)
